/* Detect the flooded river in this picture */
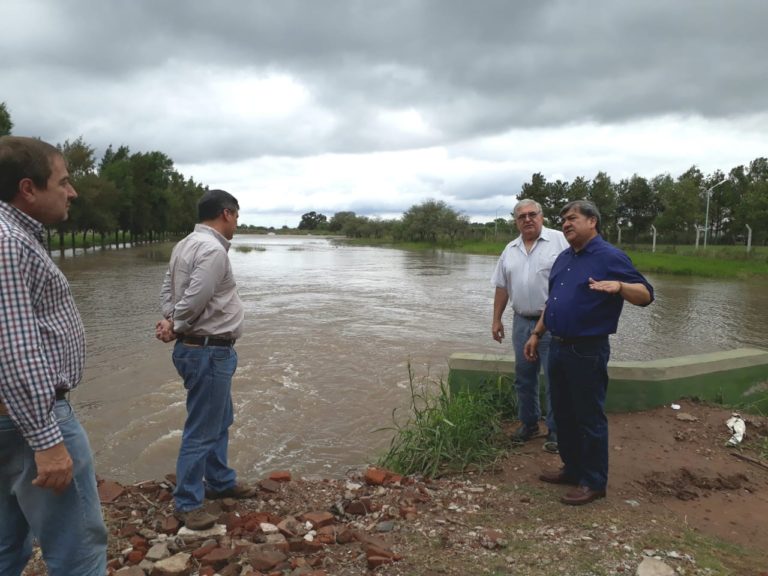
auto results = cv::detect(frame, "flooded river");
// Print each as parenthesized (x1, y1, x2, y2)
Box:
(56, 236, 768, 483)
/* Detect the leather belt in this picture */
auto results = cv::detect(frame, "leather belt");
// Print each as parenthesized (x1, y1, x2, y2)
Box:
(179, 335, 236, 347)
(518, 313, 542, 321)
(552, 335, 607, 345)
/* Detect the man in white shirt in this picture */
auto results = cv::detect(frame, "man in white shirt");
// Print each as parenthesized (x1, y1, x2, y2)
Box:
(156, 189, 254, 530)
(490, 199, 569, 452)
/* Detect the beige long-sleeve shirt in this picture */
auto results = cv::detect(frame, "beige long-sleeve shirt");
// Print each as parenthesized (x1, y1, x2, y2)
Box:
(160, 224, 244, 339)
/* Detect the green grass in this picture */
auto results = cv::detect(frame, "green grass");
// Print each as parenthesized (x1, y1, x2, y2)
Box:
(376, 368, 511, 477)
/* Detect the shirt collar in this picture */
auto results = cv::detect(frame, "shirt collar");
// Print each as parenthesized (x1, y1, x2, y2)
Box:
(511, 226, 553, 247)
(194, 223, 231, 250)
(568, 234, 603, 255)
(0, 201, 46, 244)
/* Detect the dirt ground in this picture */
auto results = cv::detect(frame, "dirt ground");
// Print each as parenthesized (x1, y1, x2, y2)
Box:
(507, 401, 768, 548)
(21, 401, 768, 576)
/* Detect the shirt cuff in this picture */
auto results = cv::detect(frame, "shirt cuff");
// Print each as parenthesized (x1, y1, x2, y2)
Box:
(24, 418, 64, 451)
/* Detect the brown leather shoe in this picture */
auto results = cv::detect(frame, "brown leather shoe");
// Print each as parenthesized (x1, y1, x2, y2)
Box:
(205, 482, 256, 500)
(560, 485, 606, 506)
(175, 508, 217, 530)
(538, 468, 579, 486)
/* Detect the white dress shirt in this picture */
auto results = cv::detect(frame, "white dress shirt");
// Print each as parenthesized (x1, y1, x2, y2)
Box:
(490, 227, 569, 316)
(161, 224, 244, 339)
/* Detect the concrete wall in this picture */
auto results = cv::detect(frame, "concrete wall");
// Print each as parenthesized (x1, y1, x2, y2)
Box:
(447, 348, 768, 413)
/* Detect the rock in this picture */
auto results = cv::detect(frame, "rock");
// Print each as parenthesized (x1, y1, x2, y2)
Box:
(158, 515, 181, 534)
(145, 542, 171, 562)
(364, 467, 387, 486)
(177, 524, 227, 539)
(248, 547, 287, 571)
(150, 552, 191, 576)
(200, 546, 237, 568)
(300, 511, 334, 529)
(260, 522, 280, 534)
(265, 532, 290, 552)
(98, 479, 126, 503)
(345, 498, 372, 515)
(126, 549, 145, 564)
(637, 557, 676, 576)
(269, 470, 292, 482)
(192, 543, 217, 559)
(277, 516, 302, 538)
(376, 520, 395, 533)
(259, 478, 282, 493)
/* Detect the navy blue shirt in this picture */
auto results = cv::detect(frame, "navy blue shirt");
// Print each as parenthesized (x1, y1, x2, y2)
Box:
(544, 235, 654, 338)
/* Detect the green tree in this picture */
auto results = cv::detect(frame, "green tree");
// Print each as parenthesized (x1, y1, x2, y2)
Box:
(298, 211, 328, 230)
(59, 137, 96, 178)
(654, 173, 698, 244)
(586, 172, 617, 241)
(0, 102, 12, 136)
(328, 211, 357, 232)
(616, 175, 659, 242)
(401, 199, 465, 243)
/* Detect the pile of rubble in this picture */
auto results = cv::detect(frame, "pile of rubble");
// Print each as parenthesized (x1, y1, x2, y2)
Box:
(100, 466, 479, 575)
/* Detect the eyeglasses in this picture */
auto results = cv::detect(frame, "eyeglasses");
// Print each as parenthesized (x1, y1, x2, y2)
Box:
(515, 211, 541, 222)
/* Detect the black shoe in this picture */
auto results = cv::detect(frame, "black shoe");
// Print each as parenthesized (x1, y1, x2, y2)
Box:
(543, 432, 558, 453)
(511, 423, 541, 443)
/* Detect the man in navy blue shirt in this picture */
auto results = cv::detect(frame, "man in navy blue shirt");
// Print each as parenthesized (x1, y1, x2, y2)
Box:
(524, 200, 654, 505)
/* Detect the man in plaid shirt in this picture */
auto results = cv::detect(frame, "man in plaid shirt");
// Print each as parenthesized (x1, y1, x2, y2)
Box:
(0, 136, 107, 576)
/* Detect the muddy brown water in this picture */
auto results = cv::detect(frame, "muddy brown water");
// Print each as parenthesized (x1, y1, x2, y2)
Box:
(54, 236, 768, 483)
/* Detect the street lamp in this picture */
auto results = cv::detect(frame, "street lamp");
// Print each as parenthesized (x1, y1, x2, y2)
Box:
(703, 179, 728, 248)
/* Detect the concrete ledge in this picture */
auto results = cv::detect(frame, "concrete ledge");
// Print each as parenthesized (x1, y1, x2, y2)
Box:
(448, 348, 768, 413)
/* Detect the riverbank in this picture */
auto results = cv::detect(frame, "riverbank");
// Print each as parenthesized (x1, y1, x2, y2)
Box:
(338, 238, 768, 278)
(22, 403, 768, 576)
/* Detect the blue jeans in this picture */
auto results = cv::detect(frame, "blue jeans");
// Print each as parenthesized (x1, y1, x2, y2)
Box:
(548, 337, 610, 491)
(172, 341, 239, 512)
(512, 314, 555, 432)
(0, 400, 107, 576)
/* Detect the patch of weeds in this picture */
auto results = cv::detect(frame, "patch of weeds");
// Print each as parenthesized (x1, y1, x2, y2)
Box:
(376, 366, 507, 477)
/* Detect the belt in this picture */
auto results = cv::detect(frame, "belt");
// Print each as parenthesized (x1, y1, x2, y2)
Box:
(517, 312, 542, 321)
(179, 335, 236, 347)
(552, 335, 607, 345)
(0, 389, 68, 415)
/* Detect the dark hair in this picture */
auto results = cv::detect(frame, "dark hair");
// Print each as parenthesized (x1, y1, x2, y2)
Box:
(0, 136, 62, 202)
(197, 189, 240, 222)
(560, 199, 602, 233)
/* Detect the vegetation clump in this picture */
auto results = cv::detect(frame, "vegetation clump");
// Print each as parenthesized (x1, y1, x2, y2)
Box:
(378, 369, 513, 477)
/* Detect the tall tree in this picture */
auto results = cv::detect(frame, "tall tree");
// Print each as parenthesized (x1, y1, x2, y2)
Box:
(586, 172, 617, 241)
(616, 174, 659, 242)
(298, 211, 328, 230)
(59, 136, 96, 178)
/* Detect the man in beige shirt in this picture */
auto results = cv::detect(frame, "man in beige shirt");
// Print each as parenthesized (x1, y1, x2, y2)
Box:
(156, 189, 253, 530)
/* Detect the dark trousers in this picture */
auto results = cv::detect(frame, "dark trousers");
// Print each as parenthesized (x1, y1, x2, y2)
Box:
(549, 336, 610, 491)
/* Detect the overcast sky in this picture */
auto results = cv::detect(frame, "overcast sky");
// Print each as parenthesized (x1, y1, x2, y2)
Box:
(2, 0, 767, 227)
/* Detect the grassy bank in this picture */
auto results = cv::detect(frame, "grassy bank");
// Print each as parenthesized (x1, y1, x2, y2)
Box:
(339, 237, 768, 278)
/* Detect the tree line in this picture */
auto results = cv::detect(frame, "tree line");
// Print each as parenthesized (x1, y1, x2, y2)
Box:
(303, 160, 768, 246)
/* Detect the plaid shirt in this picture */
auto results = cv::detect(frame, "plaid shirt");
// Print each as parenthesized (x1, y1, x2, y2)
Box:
(0, 201, 85, 450)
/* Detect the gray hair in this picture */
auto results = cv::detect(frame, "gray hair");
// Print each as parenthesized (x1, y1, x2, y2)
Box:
(513, 199, 543, 217)
(560, 200, 601, 233)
